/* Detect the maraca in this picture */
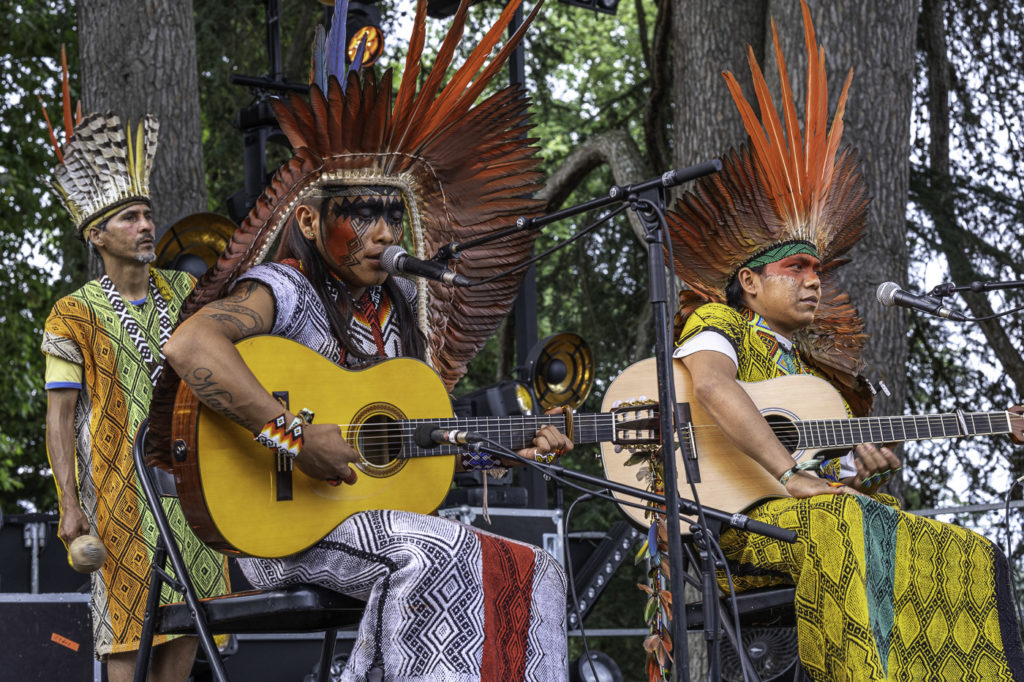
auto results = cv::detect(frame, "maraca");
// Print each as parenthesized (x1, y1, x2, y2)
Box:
(69, 534, 107, 573)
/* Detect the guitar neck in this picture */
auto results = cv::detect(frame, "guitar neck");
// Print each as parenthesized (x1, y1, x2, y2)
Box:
(404, 413, 616, 457)
(795, 410, 1015, 450)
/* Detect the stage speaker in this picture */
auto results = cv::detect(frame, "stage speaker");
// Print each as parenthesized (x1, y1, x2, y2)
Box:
(523, 332, 594, 411)
(0, 512, 89, 593)
(156, 211, 236, 277)
(721, 625, 805, 682)
(0, 593, 98, 680)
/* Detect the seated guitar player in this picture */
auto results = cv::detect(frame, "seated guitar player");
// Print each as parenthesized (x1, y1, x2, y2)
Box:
(659, 4, 1024, 680)
(162, 3, 573, 679)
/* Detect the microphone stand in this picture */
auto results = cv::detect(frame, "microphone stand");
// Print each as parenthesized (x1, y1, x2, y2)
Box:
(929, 279, 1024, 297)
(429, 161, 722, 263)
(431, 159, 804, 680)
(631, 185, 698, 682)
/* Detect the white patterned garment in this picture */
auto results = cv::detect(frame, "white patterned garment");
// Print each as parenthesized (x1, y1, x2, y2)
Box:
(235, 263, 568, 681)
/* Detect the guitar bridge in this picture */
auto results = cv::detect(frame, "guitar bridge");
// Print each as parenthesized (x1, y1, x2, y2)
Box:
(272, 390, 293, 501)
(611, 400, 660, 448)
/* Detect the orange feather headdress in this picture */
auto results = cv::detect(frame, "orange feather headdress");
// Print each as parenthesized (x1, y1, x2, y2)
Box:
(667, 0, 873, 413)
(186, 0, 545, 389)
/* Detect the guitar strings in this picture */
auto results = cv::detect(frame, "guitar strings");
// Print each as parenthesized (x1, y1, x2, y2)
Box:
(327, 410, 1015, 454)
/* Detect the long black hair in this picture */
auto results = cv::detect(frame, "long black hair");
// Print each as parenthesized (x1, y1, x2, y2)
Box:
(275, 198, 426, 363)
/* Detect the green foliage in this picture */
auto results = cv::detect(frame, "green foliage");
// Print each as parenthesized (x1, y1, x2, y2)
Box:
(0, 0, 81, 512)
(904, 1, 1024, 509)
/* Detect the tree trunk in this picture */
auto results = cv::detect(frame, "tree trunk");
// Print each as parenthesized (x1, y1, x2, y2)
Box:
(672, 0, 767, 174)
(77, 0, 207, 239)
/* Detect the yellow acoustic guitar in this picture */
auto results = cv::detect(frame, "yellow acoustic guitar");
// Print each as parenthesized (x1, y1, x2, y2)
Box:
(171, 336, 656, 558)
(600, 357, 1024, 529)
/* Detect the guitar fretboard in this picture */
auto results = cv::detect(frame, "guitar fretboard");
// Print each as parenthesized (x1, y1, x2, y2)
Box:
(792, 411, 1013, 450)
(401, 413, 618, 458)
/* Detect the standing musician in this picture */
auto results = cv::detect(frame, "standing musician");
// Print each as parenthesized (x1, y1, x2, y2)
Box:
(40, 99, 229, 679)
(155, 1, 572, 679)
(663, 3, 1024, 680)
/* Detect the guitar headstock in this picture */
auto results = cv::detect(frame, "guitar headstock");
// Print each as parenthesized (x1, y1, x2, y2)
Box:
(611, 399, 660, 447)
(1010, 406, 1024, 444)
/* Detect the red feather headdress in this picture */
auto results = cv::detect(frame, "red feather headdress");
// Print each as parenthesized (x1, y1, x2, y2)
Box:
(148, 0, 547, 463)
(666, 0, 873, 413)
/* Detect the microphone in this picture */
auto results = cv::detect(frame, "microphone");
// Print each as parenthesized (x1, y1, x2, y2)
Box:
(413, 424, 485, 448)
(876, 282, 967, 321)
(381, 246, 471, 287)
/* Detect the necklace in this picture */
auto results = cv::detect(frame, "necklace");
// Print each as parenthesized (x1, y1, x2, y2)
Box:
(99, 272, 172, 385)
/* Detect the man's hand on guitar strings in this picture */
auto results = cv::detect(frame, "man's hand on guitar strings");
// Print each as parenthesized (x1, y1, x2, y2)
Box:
(849, 443, 902, 494)
(517, 407, 574, 464)
(294, 422, 360, 485)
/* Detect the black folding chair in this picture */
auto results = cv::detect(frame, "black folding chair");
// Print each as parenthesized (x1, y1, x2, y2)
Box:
(132, 419, 365, 682)
(681, 524, 807, 682)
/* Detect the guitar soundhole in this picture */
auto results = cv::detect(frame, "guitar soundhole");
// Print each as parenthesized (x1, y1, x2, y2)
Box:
(359, 414, 402, 466)
(765, 415, 800, 454)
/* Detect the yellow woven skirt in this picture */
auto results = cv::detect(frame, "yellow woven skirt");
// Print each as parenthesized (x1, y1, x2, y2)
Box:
(718, 493, 1024, 681)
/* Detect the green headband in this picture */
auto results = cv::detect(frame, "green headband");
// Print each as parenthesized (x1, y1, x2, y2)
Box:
(735, 240, 819, 277)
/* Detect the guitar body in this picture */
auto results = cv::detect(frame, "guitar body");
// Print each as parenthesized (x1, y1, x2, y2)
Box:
(600, 358, 850, 528)
(172, 336, 455, 558)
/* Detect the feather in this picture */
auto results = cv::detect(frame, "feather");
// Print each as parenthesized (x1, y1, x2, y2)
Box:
(326, 0, 350, 87)
(38, 96, 63, 163)
(666, 0, 870, 398)
(311, 24, 327, 91)
(60, 45, 73, 142)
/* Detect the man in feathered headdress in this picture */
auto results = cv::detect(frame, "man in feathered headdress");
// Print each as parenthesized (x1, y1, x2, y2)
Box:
(159, 1, 572, 678)
(660, 2, 1024, 680)
(40, 55, 229, 681)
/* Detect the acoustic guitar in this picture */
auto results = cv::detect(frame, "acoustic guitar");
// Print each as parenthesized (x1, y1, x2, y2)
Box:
(600, 357, 1024, 529)
(171, 336, 656, 558)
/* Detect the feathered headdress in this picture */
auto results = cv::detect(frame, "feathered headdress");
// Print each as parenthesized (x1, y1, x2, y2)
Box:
(41, 47, 158, 236)
(147, 0, 547, 464)
(187, 0, 544, 387)
(666, 0, 873, 413)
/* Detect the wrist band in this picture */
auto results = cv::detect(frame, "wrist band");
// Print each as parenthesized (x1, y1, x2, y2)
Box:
(462, 451, 499, 471)
(779, 458, 825, 486)
(255, 413, 304, 460)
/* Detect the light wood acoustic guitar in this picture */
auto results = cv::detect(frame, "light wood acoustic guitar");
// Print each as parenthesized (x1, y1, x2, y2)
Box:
(170, 336, 657, 558)
(600, 357, 1024, 529)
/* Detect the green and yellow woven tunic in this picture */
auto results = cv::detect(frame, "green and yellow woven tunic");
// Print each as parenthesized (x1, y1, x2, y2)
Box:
(42, 269, 229, 658)
(678, 302, 1024, 681)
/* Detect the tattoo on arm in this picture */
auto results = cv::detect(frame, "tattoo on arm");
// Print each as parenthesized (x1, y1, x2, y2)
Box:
(186, 367, 251, 428)
(202, 282, 268, 339)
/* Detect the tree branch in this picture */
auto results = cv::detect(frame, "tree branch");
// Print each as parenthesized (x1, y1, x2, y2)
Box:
(538, 128, 652, 244)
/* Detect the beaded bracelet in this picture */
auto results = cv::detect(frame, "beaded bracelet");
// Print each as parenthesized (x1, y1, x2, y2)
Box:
(461, 450, 499, 471)
(778, 458, 824, 486)
(255, 413, 305, 460)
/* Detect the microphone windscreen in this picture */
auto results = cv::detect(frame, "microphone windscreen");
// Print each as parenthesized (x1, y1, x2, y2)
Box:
(413, 423, 439, 448)
(876, 281, 900, 305)
(380, 245, 406, 276)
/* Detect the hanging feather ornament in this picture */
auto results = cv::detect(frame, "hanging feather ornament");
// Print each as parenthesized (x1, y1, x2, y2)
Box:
(148, 0, 548, 465)
(666, 0, 873, 414)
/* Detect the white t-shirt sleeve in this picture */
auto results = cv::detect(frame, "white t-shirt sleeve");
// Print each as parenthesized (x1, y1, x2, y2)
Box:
(673, 330, 739, 370)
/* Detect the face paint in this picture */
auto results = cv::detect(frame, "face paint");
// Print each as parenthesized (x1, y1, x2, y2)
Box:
(753, 253, 822, 337)
(321, 193, 405, 267)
